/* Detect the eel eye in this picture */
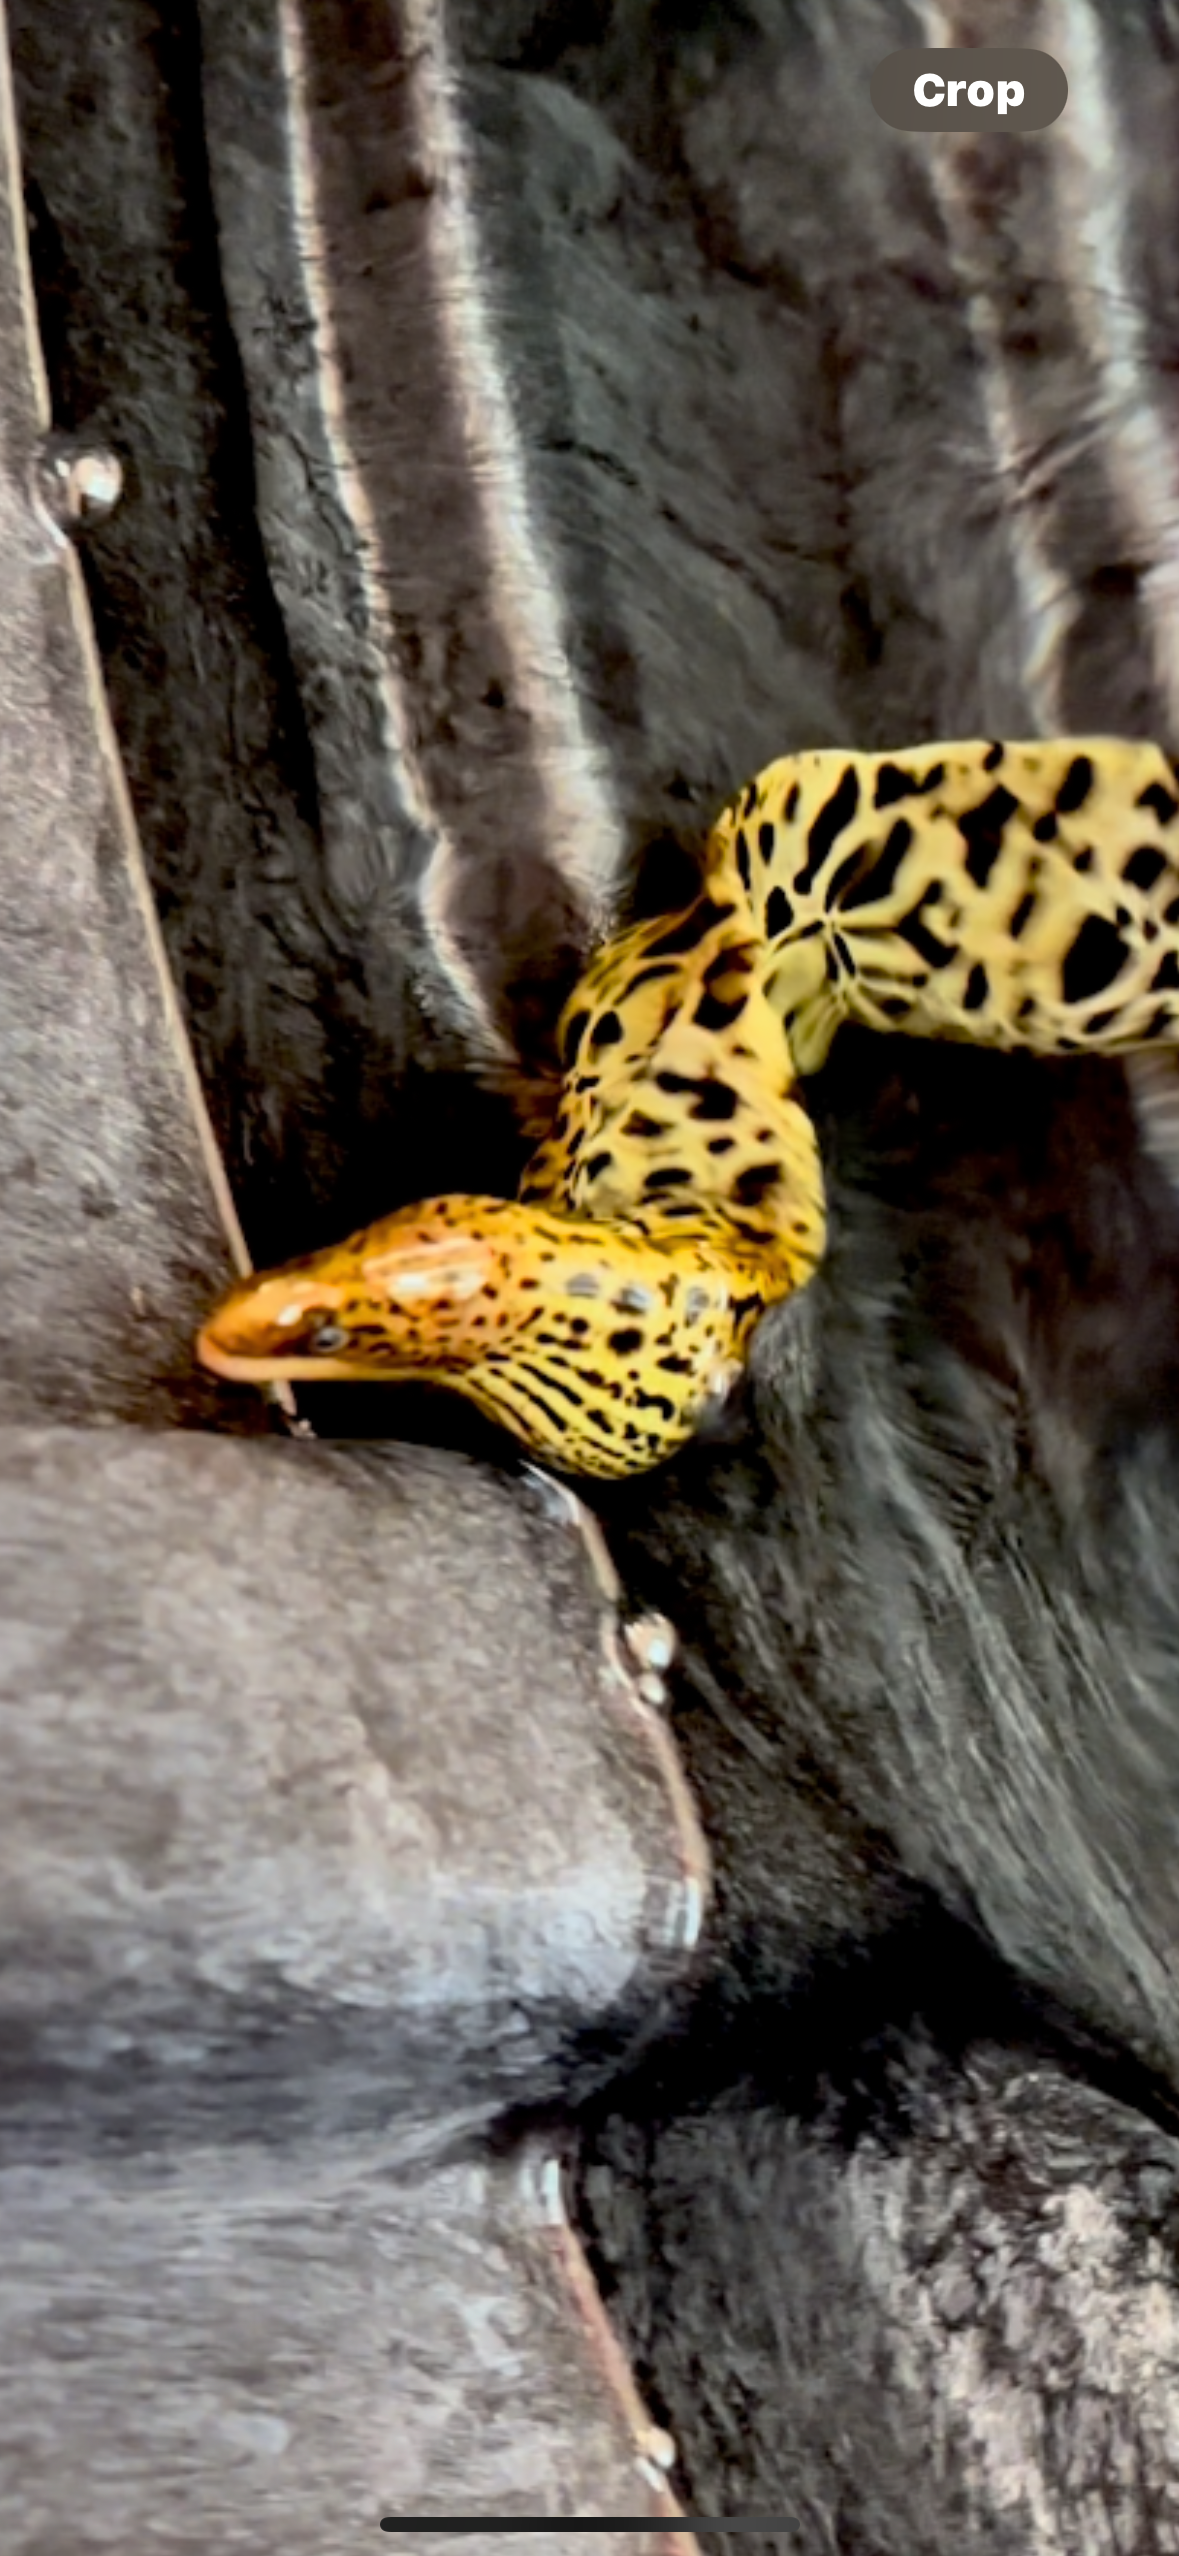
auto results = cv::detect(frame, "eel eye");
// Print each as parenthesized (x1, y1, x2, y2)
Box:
(311, 1322, 347, 1352)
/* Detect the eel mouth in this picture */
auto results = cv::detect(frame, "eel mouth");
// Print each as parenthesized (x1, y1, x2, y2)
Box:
(194, 1328, 380, 1385)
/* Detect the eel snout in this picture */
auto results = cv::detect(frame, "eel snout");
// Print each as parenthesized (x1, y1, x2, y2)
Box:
(196, 1199, 516, 1385)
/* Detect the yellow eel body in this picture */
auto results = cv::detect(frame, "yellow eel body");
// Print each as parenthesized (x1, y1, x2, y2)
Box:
(198, 738, 1179, 1476)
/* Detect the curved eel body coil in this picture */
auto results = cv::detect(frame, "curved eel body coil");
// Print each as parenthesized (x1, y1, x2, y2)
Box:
(198, 738, 1179, 1477)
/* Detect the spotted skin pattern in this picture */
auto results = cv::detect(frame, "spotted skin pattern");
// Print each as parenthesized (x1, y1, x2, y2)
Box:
(198, 736, 1179, 1477)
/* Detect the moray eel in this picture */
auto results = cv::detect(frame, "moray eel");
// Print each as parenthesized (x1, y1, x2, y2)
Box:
(198, 737, 1179, 1476)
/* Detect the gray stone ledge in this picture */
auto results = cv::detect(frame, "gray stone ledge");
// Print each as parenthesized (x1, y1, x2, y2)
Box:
(0, 1425, 704, 2140)
(0, 2136, 685, 2553)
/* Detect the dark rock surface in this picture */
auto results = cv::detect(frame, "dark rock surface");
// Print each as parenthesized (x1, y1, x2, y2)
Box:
(8, 0, 1179, 2548)
(580, 2017, 1179, 2553)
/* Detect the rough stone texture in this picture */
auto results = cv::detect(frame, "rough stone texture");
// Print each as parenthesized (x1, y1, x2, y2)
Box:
(0, 1424, 700, 2145)
(0, 2141, 681, 2552)
(198, 0, 606, 1072)
(581, 2029, 1179, 2554)
(10, 0, 1179, 2547)
(0, 21, 235, 1428)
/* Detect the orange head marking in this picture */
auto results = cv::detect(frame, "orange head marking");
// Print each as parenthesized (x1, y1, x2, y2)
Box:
(197, 1193, 779, 1477)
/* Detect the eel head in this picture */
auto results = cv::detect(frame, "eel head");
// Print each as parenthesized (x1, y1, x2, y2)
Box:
(196, 1193, 777, 1478)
